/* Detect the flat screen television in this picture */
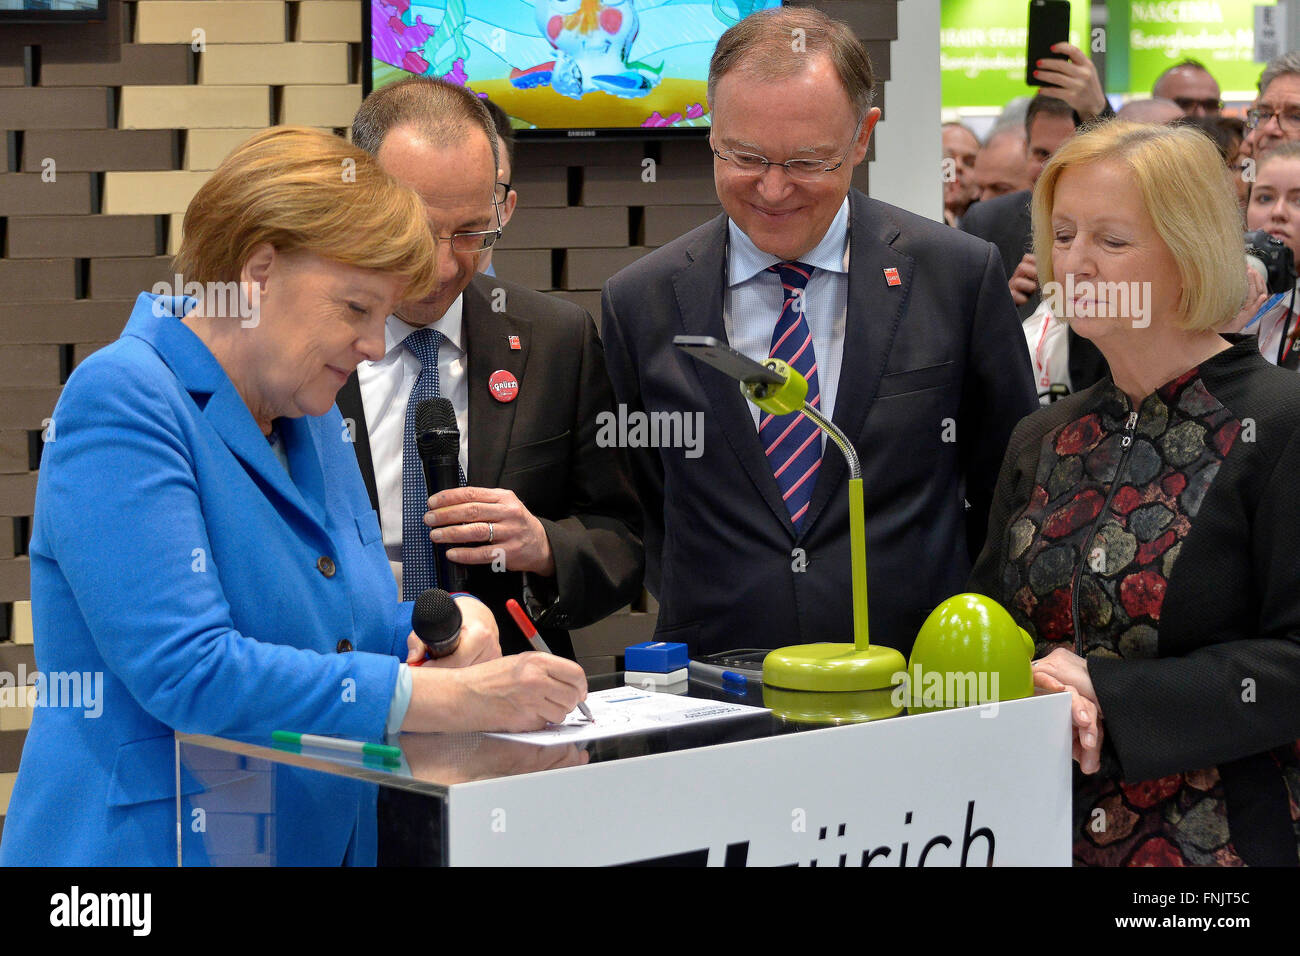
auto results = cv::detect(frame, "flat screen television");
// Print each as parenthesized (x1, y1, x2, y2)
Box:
(0, 0, 107, 21)
(365, 0, 784, 139)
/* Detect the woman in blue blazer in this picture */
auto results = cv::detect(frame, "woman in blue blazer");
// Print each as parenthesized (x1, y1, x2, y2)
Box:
(0, 128, 587, 866)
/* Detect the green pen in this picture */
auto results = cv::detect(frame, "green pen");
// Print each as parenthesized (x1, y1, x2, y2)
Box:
(272, 730, 402, 766)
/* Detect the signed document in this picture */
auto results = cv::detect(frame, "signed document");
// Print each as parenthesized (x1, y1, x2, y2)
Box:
(486, 686, 770, 746)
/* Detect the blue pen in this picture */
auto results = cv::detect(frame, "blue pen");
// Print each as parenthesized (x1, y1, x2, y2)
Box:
(1246, 291, 1287, 330)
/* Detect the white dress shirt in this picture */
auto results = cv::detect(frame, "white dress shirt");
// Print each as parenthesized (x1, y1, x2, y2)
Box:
(355, 298, 469, 592)
(1250, 285, 1300, 368)
(1023, 300, 1073, 403)
(723, 196, 851, 440)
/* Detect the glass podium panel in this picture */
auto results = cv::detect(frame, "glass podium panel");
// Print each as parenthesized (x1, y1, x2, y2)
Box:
(176, 672, 787, 866)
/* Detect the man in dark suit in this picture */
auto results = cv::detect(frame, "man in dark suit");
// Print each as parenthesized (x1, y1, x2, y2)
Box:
(961, 95, 1108, 394)
(601, 8, 1038, 659)
(338, 78, 643, 660)
(959, 183, 1033, 313)
(961, 94, 1079, 320)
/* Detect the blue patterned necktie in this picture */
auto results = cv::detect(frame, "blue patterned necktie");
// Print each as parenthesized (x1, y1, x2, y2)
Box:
(761, 261, 822, 533)
(400, 326, 464, 600)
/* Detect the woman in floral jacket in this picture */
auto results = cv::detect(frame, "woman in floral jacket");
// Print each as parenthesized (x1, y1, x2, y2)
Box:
(970, 121, 1300, 866)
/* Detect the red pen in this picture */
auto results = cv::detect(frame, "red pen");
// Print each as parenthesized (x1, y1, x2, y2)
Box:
(506, 598, 594, 722)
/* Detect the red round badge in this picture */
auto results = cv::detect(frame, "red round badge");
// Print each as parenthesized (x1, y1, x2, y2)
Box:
(488, 369, 519, 403)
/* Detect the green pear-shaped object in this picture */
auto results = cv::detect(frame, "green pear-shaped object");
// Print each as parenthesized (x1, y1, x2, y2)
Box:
(905, 593, 1034, 713)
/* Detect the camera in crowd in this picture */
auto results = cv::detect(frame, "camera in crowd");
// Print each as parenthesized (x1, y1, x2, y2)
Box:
(1244, 229, 1298, 295)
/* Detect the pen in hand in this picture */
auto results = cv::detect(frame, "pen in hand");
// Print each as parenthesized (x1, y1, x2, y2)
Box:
(505, 598, 594, 723)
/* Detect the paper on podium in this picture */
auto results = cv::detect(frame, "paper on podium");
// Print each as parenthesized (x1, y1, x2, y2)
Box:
(486, 686, 770, 746)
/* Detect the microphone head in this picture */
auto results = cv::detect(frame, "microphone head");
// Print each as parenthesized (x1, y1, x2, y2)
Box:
(416, 397, 460, 457)
(415, 396, 456, 433)
(412, 587, 463, 659)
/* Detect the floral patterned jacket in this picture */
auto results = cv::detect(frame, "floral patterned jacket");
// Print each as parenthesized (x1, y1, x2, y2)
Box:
(970, 338, 1300, 866)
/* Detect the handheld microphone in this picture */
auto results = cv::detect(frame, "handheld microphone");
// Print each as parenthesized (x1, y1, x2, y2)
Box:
(412, 587, 463, 660)
(415, 397, 469, 592)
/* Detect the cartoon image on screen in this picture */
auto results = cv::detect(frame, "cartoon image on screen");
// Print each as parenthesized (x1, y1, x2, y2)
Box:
(370, 0, 781, 132)
(531, 0, 660, 100)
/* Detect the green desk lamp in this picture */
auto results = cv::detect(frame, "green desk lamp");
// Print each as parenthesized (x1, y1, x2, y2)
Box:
(673, 336, 906, 723)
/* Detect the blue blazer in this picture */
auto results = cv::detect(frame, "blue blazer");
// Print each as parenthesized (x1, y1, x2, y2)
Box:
(0, 294, 413, 866)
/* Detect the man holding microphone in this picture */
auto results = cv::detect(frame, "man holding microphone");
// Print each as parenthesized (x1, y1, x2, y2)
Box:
(337, 78, 644, 661)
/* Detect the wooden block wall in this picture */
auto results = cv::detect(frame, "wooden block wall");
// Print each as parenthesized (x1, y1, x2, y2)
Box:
(0, 0, 899, 830)
(0, 0, 366, 837)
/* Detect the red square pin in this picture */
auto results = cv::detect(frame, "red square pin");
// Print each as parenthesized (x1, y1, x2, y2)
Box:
(508, 335, 521, 350)
(884, 267, 901, 287)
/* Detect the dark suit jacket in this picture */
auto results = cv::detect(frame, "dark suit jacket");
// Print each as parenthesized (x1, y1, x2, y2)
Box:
(336, 274, 644, 659)
(960, 189, 1109, 394)
(960, 188, 1036, 318)
(601, 188, 1039, 658)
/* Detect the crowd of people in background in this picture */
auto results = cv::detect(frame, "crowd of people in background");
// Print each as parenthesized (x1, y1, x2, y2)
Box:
(942, 50, 1300, 398)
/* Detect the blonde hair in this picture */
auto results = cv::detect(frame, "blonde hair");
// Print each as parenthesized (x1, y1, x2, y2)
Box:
(1032, 120, 1245, 332)
(173, 126, 437, 302)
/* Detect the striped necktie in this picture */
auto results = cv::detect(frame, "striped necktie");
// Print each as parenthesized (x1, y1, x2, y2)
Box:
(761, 261, 822, 533)
(400, 327, 464, 600)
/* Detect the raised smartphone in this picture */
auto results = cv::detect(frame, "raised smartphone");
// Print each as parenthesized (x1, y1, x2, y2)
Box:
(1026, 0, 1071, 87)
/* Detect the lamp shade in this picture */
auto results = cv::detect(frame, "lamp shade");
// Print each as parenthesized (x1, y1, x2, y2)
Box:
(905, 593, 1035, 713)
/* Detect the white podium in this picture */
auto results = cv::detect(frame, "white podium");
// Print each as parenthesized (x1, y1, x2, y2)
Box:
(176, 681, 1072, 866)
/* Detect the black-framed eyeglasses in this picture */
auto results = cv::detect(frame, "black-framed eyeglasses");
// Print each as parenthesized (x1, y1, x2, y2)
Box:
(1247, 105, 1300, 133)
(493, 181, 512, 205)
(711, 119, 865, 181)
(1173, 96, 1223, 114)
(436, 192, 504, 253)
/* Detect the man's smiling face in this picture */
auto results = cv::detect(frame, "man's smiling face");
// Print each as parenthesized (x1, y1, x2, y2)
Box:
(710, 55, 877, 261)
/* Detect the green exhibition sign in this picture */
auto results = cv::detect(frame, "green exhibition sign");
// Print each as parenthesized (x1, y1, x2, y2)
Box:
(1128, 1, 1268, 97)
(941, 0, 1092, 109)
